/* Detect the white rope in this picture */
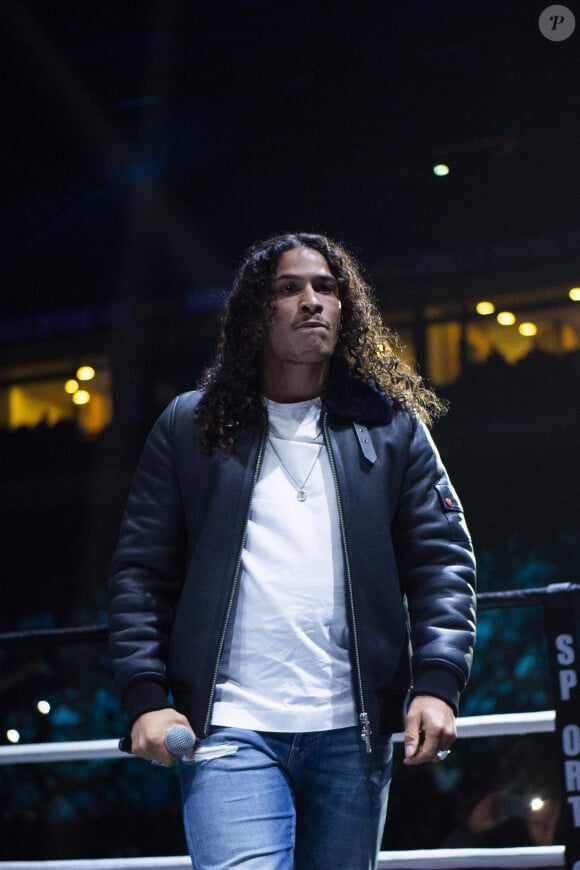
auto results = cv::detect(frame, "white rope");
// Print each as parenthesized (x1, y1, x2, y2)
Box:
(0, 738, 122, 765)
(393, 708, 556, 741)
(0, 710, 556, 766)
(0, 862, 191, 870)
(376, 846, 564, 868)
(0, 846, 565, 869)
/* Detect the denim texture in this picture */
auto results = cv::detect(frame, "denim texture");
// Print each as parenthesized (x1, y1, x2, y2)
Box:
(178, 725, 393, 869)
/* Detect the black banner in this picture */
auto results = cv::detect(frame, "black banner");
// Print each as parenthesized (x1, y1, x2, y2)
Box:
(545, 583, 580, 870)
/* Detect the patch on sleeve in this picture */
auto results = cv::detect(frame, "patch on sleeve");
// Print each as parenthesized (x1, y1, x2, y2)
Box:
(434, 483, 470, 542)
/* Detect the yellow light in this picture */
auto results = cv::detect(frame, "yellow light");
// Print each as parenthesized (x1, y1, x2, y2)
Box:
(76, 366, 95, 381)
(530, 797, 544, 812)
(476, 301, 495, 316)
(433, 164, 450, 177)
(6, 729, 20, 744)
(72, 390, 91, 406)
(65, 379, 79, 394)
(497, 311, 516, 326)
(37, 700, 51, 715)
(519, 322, 537, 337)
(570, 288, 580, 302)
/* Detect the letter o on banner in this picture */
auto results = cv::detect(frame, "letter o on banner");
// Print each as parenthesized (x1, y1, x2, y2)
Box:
(563, 724, 580, 757)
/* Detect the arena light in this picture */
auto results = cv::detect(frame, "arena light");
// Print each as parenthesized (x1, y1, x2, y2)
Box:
(530, 796, 545, 812)
(6, 729, 20, 744)
(518, 322, 537, 337)
(72, 390, 91, 406)
(37, 701, 51, 715)
(497, 311, 516, 326)
(76, 365, 95, 381)
(570, 287, 580, 302)
(433, 163, 450, 177)
(64, 379, 79, 394)
(476, 301, 495, 315)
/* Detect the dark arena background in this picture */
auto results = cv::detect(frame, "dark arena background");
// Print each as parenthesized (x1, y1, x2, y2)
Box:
(1, 1, 579, 867)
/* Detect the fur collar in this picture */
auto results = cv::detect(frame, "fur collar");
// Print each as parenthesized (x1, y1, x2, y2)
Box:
(323, 357, 395, 425)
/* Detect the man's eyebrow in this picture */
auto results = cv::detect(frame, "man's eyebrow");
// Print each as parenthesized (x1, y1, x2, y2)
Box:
(272, 273, 337, 282)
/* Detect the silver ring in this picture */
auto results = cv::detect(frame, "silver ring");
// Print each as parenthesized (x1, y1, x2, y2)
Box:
(436, 749, 450, 761)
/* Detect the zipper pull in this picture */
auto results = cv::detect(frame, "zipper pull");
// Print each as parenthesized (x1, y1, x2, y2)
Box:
(360, 712, 372, 753)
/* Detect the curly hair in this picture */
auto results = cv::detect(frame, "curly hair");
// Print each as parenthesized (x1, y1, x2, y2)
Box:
(195, 232, 446, 452)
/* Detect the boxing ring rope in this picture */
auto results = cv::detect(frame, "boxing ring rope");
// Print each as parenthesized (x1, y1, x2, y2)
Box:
(0, 845, 566, 869)
(0, 583, 577, 869)
(0, 587, 561, 653)
(0, 710, 557, 766)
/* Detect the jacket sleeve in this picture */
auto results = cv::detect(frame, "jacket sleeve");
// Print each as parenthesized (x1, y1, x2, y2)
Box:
(108, 397, 187, 726)
(391, 419, 476, 714)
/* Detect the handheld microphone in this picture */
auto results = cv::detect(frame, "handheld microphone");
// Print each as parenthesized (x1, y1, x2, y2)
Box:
(118, 723, 195, 758)
(164, 724, 195, 757)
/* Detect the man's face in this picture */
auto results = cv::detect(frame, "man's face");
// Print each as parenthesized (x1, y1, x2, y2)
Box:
(261, 246, 342, 374)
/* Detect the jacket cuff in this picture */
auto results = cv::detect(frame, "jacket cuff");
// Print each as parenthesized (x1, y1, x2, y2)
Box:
(123, 678, 173, 728)
(409, 666, 463, 715)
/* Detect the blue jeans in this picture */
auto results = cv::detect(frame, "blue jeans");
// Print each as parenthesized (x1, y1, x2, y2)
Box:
(178, 726, 392, 870)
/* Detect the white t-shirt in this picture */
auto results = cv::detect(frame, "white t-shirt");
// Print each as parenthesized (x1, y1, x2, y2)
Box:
(211, 396, 357, 732)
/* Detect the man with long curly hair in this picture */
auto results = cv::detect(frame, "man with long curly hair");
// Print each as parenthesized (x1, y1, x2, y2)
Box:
(109, 232, 476, 869)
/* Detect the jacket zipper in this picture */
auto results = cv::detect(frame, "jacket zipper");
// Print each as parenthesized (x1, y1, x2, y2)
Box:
(322, 410, 372, 753)
(202, 425, 267, 736)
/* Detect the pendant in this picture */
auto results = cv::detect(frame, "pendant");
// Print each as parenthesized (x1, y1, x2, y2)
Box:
(297, 490, 307, 502)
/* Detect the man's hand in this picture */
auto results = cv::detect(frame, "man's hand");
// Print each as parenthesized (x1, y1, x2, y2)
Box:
(403, 695, 456, 765)
(130, 708, 196, 767)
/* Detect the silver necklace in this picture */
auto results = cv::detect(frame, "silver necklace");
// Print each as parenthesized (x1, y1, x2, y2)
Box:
(268, 437, 323, 502)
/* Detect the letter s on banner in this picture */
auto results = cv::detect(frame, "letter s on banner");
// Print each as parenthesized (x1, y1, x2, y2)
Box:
(557, 634, 576, 666)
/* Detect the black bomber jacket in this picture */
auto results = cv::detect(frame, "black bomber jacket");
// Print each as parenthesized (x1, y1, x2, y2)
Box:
(108, 362, 476, 747)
